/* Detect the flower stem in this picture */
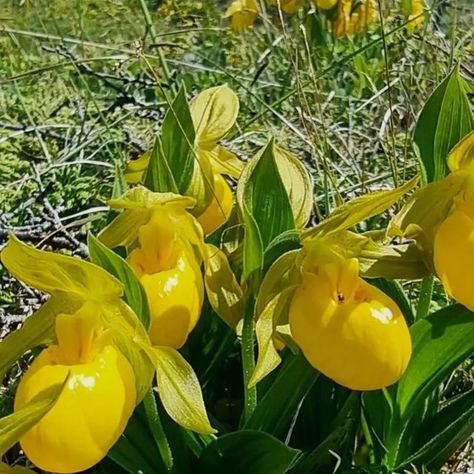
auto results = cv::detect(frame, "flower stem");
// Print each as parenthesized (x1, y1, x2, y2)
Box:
(143, 389, 174, 472)
(241, 286, 257, 424)
(416, 275, 434, 320)
(137, 0, 173, 88)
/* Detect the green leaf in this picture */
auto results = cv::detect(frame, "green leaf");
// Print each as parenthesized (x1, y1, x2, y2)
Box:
(246, 354, 318, 438)
(263, 230, 301, 274)
(414, 65, 474, 182)
(242, 140, 296, 249)
(396, 304, 474, 420)
(237, 140, 296, 280)
(152, 346, 216, 434)
(398, 389, 474, 470)
(198, 430, 300, 474)
(108, 402, 168, 474)
(290, 392, 360, 474)
(144, 136, 179, 194)
(88, 233, 150, 330)
(0, 379, 66, 456)
(161, 84, 196, 193)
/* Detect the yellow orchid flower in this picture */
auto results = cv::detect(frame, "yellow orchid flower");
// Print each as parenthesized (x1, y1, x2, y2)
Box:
(329, 0, 376, 37)
(289, 244, 412, 391)
(270, 0, 303, 14)
(402, 0, 426, 34)
(250, 178, 418, 387)
(124, 86, 242, 235)
(390, 132, 474, 310)
(434, 195, 474, 311)
(196, 173, 234, 235)
(224, 0, 259, 32)
(127, 208, 204, 348)
(99, 188, 205, 349)
(15, 304, 136, 473)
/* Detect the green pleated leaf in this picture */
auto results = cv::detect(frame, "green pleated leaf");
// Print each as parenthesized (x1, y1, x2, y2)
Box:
(161, 84, 196, 193)
(396, 304, 474, 420)
(108, 401, 168, 474)
(198, 430, 300, 474)
(88, 233, 150, 330)
(144, 136, 179, 194)
(237, 139, 296, 280)
(414, 65, 474, 182)
(245, 354, 318, 438)
(397, 389, 474, 470)
(0, 378, 66, 456)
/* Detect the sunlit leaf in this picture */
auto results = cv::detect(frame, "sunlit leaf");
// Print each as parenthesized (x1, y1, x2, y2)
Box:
(190, 85, 239, 148)
(144, 136, 180, 194)
(0, 378, 66, 456)
(88, 234, 150, 330)
(152, 346, 216, 434)
(274, 146, 313, 228)
(161, 84, 196, 193)
(396, 304, 474, 420)
(414, 65, 474, 182)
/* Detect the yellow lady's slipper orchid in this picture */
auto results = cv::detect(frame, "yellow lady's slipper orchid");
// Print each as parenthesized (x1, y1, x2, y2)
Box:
(330, 0, 376, 37)
(127, 208, 204, 348)
(434, 196, 474, 311)
(15, 304, 136, 473)
(289, 248, 412, 391)
(270, 0, 303, 14)
(197, 174, 234, 235)
(315, 0, 338, 10)
(224, 0, 259, 32)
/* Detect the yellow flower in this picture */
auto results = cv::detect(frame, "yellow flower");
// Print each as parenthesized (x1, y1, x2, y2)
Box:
(434, 196, 474, 311)
(224, 0, 259, 32)
(315, 0, 338, 10)
(270, 0, 303, 14)
(330, 0, 376, 37)
(127, 209, 204, 348)
(289, 249, 412, 391)
(15, 304, 136, 473)
(197, 174, 234, 235)
(404, 0, 426, 34)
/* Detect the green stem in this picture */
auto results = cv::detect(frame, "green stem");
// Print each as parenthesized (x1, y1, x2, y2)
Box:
(137, 0, 173, 87)
(241, 288, 257, 424)
(143, 389, 174, 472)
(416, 275, 434, 320)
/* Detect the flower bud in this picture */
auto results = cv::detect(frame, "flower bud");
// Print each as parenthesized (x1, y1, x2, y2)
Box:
(197, 174, 234, 235)
(15, 305, 136, 473)
(224, 0, 259, 32)
(128, 210, 204, 348)
(289, 255, 411, 390)
(434, 198, 474, 311)
(315, 0, 338, 10)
